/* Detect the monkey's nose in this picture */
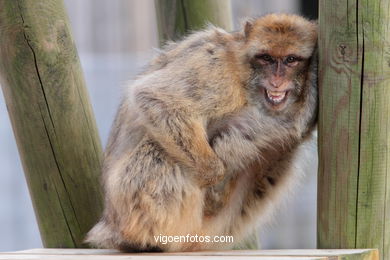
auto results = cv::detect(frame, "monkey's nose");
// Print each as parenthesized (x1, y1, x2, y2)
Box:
(269, 77, 283, 88)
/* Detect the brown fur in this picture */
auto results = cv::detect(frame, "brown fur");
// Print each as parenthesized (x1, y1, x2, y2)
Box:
(86, 14, 318, 252)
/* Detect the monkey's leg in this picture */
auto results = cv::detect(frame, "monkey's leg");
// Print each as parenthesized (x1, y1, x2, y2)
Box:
(134, 89, 224, 186)
(103, 136, 204, 252)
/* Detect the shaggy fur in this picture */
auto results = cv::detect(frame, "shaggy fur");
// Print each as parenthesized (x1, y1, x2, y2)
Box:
(86, 13, 318, 252)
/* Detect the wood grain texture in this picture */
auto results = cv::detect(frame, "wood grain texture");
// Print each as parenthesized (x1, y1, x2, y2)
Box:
(154, 0, 233, 46)
(154, 0, 259, 250)
(0, 248, 379, 260)
(318, 0, 390, 259)
(0, 0, 103, 248)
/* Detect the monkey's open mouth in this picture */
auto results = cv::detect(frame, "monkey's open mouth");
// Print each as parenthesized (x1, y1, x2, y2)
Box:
(265, 89, 288, 105)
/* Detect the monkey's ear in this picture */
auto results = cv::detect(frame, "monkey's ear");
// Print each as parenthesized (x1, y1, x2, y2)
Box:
(244, 21, 253, 38)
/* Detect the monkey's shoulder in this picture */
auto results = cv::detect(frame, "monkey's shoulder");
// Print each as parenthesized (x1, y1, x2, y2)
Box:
(145, 27, 241, 74)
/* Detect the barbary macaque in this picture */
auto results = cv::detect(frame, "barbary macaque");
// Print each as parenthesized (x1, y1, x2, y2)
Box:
(86, 13, 318, 252)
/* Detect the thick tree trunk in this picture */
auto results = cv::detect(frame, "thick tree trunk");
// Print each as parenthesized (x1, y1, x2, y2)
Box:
(317, 1, 390, 259)
(0, 0, 103, 248)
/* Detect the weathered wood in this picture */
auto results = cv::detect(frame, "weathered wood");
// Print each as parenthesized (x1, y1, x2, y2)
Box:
(154, 0, 260, 250)
(154, 0, 233, 46)
(0, 0, 103, 248)
(317, 1, 390, 259)
(0, 248, 379, 260)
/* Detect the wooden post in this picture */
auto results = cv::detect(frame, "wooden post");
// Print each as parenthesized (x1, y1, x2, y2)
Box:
(0, 0, 103, 248)
(154, 0, 259, 250)
(154, 0, 233, 46)
(317, 1, 390, 259)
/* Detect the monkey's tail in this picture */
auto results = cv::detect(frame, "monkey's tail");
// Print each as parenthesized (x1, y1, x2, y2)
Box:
(84, 220, 119, 249)
(85, 220, 164, 252)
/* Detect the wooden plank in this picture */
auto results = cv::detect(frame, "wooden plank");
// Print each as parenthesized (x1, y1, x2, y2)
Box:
(0, 256, 327, 260)
(0, 0, 103, 247)
(318, 0, 390, 259)
(0, 249, 378, 260)
(0, 254, 330, 260)
(2, 249, 117, 255)
(171, 249, 378, 259)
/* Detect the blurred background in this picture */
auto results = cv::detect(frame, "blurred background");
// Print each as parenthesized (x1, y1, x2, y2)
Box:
(0, 0, 318, 251)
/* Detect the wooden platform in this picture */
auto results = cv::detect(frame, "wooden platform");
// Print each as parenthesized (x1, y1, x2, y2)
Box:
(0, 249, 379, 260)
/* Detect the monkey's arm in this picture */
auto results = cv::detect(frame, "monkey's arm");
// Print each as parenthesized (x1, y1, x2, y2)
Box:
(211, 123, 260, 173)
(211, 108, 287, 172)
(211, 102, 316, 173)
(209, 108, 258, 172)
(133, 88, 225, 186)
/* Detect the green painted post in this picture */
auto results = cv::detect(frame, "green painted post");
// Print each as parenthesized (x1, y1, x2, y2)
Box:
(154, 0, 233, 46)
(0, 0, 103, 248)
(317, 1, 390, 259)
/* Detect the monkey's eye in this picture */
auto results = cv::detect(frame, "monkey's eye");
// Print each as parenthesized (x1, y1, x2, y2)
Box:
(286, 56, 298, 63)
(256, 54, 273, 62)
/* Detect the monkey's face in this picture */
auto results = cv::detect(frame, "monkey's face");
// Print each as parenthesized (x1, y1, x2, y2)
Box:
(243, 14, 317, 113)
(249, 52, 310, 112)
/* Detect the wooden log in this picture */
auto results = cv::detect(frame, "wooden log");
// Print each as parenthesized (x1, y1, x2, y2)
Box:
(0, 0, 103, 248)
(154, 0, 233, 46)
(317, 1, 390, 259)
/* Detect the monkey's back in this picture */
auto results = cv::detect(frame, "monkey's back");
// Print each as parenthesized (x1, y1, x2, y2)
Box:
(86, 27, 248, 252)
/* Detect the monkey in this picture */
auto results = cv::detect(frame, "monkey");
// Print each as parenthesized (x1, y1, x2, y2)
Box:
(85, 13, 318, 252)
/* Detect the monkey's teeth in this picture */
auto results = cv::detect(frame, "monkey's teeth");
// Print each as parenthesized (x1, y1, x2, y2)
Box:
(266, 90, 286, 103)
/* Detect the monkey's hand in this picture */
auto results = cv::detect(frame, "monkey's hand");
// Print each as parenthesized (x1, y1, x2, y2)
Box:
(134, 88, 225, 186)
(211, 129, 259, 173)
(194, 156, 225, 187)
(210, 109, 263, 172)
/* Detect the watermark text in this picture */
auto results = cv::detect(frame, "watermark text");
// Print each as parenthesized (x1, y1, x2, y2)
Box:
(154, 234, 234, 245)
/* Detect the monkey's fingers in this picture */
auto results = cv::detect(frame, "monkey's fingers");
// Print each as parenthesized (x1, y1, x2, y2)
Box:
(195, 159, 225, 187)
